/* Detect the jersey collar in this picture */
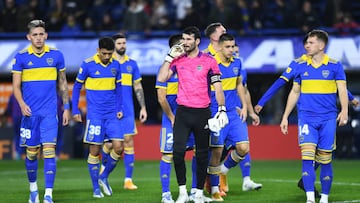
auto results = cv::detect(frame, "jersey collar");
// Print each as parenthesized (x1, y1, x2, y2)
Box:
(93, 53, 113, 65)
(27, 45, 50, 55)
(306, 54, 330, 67)
(214, 52, 234, 66)
(207, 43, 217, 56)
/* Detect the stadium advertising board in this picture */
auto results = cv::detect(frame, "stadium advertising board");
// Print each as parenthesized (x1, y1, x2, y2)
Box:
(0, 36, 359, 74)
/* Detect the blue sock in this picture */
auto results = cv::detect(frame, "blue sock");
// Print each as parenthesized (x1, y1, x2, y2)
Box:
(224, 152, 240, 169)
(320, 163, 333, 195)
(100, 152, 119, 179)
(302, 160, 316, 192)
(101, 146, 110, 166)
(191, 155, 197, 189)
(210, 174, 219, 187)
(239, 153, 251, 177)
(160, 159, 171, 193)
(25, 157, 38, 183)
(87, 154, 100, 191)
(124, 149, 134, 179)
(44, 157, 56, 189)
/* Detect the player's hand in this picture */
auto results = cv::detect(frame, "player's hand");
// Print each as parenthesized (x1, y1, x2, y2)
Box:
(215, 105, 228, 128)
(62, 109, 70, 126)
(73, 114, 82, 122)
(117, 111, 123, 119)
(235, 106, 247, 122)
(165, 43, 184, 63)
(337, 110, 348, 126)
(351, 98, 359, 107)
(254, 105, 263, 114)
(249, 112, 260, 126)
(20, 103, 32, 116)
(280, 118, 288, 135)
(139, 107, 147, 123)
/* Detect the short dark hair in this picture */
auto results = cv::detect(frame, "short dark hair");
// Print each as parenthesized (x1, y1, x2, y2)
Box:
(99, 36, 115, 50)
(168, 34, 182, 48)
(112, 32, 126, 41)
(306, 29, 329, 46)
(183, 26, 201, 40)
(219, 33, 235, 43)
(204, 22, 222, 38)
(27, 19, 45, 32)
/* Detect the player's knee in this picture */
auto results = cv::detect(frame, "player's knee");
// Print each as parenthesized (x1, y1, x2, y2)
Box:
(235, 143, 249, 156)
(230, 150, 245, 163)
(315, 151, 332, 164)
(110, 149, 121, 161)
(43, 147, 56, 159)
(301, 148, 316, 160)
(26, 148, 39, 160)
(161, 153, 173, 163)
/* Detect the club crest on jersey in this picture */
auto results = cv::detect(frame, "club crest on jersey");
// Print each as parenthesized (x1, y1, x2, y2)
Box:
(322, 70, 330, 78)
(46, 58, 54, 66)
(197, 65, 202, 71)
(126, 65, 132, 73)
(233, 67, 239, 75)
(286, 67, 292, 73)
(111, 68, 117, 76)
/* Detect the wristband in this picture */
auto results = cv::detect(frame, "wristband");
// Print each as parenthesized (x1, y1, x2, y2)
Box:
(218, 105, 226, 112)
(64, 103, 70, 110)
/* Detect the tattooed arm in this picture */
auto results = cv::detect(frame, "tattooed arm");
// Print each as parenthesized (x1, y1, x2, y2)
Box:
(133, 80, 147, 123)
(58, 70, 70, 126)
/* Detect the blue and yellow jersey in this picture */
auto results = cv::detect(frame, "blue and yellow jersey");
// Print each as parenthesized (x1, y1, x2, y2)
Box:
(155, 74, 178, 122)
(76, 54, 122, 119)
(117, 55, 141, 118)
(280, 54, 308, 82)
(210, 54, 242, 113)
(203, 43, 217, 56)
(294, 54, 346, 121)
(236, 68, 247, 109)
(12, 45, 65, 116)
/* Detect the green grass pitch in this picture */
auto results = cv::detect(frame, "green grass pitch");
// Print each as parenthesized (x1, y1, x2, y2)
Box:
(0, 160, 359, 203)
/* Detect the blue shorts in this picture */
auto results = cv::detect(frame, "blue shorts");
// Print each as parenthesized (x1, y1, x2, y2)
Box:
(159, 118, 195, 153)
(298, 118, 336, 151)
(84, 118, 124, 144)
(20, 115, 58, 147)
(120, 115, 137, 136)
(210, 110, 248, 148)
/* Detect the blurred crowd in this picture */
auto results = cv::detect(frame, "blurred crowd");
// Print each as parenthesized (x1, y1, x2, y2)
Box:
(1, 0, 359, 36)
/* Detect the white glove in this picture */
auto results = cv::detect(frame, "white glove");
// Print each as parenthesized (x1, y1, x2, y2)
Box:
(214, 105, 228, 128)
(208, 117, 221, 133)
(165, 43, 184, 63)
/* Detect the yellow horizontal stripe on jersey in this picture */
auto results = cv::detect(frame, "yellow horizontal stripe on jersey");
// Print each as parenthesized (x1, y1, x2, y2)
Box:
(85, 77, 115, 90)
(301, 80, 337, 94)
(210, 77, 238, 91)
(167, 82, 178, 95)
(22, 67, 57, 82)
(122, 73, 133, 86)
(221, 77, 238, 91)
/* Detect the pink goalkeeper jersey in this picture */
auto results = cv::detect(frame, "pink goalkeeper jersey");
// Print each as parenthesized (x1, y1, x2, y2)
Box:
(170, 51, 220, 108)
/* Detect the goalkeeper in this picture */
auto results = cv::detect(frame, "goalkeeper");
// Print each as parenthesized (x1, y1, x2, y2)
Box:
(157, 26, 228, 203)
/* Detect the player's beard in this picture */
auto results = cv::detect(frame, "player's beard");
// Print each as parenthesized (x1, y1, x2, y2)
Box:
(116, 48, 126, 56)
(184, 42, 195, 53)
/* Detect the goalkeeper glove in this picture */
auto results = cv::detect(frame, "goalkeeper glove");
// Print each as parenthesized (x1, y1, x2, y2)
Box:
(165, 43, 184, 63)
(215, 105, 228, 128)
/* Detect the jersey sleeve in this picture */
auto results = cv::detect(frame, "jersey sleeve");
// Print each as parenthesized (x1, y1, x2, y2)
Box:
(209, 57, 221, 75)
(132, 60, 142, 82)
(334, 62, 346, 81)
(75, 61, 88, 83)
(57, 51, 66, 72)
(12, 53, 23, 73)
(280, 60, 297, 82)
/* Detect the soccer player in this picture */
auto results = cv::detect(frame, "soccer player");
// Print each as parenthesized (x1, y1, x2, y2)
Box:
(12, 19, 70, 203)
(280, 30, 348, 203)
(254, 35, 358, 198)
(204, 22, 262, 194)
(207, 33, 261, 201)
(158, 26, 228, 203)
(100, 33, 147, 190)
(72, 36, 124, 198)
(156, 34, 212, 203)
